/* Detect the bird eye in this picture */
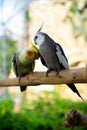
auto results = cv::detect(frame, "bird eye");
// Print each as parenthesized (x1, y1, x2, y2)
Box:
(35, 36, 38, 39)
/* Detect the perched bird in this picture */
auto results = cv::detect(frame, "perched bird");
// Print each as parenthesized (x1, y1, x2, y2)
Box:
(12, 44, 39, 92)
(34, 28, 83, 100)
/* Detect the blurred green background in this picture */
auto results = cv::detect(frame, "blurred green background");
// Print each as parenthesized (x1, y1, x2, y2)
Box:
(0, 91, 87, 130)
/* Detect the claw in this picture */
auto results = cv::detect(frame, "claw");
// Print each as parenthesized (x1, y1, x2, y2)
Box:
(18, 76, 21, 84)
(46, 68, 53, 77)
(56, 71, 59, 75)
(46, 71, 48, 77)
(56, 68, 60, 75)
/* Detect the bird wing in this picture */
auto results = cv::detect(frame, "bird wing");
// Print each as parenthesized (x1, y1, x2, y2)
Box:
(40, 55, 47, 67)
(54, 42, 69, 69)
(12, 53, 19, 76)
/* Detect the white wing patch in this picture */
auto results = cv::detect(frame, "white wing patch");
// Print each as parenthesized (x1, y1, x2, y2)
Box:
(55, 45, 69, 69)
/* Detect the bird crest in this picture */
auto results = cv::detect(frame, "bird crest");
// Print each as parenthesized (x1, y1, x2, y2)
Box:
(37, 22, 44, 33)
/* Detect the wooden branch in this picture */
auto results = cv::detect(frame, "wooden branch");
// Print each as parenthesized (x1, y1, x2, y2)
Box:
(0, 67, 87, 87)
(64, 110, 87, 129)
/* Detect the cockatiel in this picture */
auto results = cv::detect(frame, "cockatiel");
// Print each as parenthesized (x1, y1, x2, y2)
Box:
(12, 44, 39, 92)
(34, 27, 83, 100)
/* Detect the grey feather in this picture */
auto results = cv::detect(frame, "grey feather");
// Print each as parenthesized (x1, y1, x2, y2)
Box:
(34, 31, 83, 100)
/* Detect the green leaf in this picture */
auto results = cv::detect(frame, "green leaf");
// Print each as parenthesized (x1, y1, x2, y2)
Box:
(69, 6, 77, 13)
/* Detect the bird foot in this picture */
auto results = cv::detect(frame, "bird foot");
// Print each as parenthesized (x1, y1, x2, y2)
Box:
(56, 71, 62, 78)
(46, 72, 48, 77)
(18, 76, 21, 85)
(46, 69, 52, 77)
(56, 71, 59, 75)
(28, 71, 33, 74)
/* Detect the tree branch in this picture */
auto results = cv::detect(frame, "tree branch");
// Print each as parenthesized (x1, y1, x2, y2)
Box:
(0, 67, 87, 87)
(64, 110, 87, 129)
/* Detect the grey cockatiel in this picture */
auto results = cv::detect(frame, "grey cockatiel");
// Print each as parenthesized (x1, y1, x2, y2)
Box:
(34, 28, 83, 100)
(12, 44, 39, 92)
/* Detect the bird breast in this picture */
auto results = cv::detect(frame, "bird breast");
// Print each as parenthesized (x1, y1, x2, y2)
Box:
(40, 43, 60, 69)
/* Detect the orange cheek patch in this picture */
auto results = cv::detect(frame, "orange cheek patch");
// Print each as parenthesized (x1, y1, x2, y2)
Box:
(27, 51, 33, 56)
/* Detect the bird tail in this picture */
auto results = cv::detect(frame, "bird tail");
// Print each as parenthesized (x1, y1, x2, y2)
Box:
(67, 84, 83, 100)
(20, 86, 27, 92)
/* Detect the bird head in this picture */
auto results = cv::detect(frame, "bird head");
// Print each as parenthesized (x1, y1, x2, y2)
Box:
(18, 48, 34, 64)
(34, 23, 45, 46)
(28, 44, 40, 59)
(34, 32, 45, 46)
(26, 44, 40, 61)
(18, 44, 39, 65)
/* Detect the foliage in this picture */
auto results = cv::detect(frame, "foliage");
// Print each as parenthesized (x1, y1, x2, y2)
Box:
(0, 92, 87, 130)
(69, 0, 87, 41)
(25, 9, 30, 21)
(0, 37, 16, 77)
